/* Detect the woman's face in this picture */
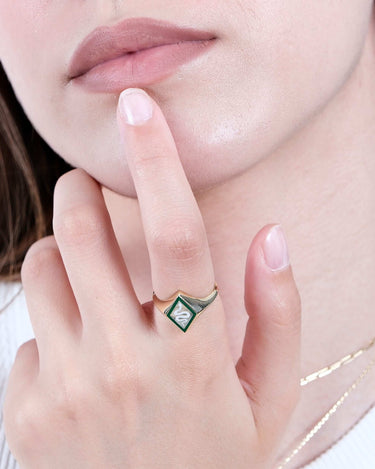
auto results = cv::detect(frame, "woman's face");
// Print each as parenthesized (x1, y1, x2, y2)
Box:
(0, 1, 373, 197)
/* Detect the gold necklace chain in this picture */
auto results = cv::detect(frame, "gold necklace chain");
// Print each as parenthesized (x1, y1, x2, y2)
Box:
(277, 354, 375, 469)
(300, 336, 375, 385)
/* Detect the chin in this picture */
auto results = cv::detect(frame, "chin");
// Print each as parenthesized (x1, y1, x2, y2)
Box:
(53, 97, 261, 200)
(75, 160, 227, 200)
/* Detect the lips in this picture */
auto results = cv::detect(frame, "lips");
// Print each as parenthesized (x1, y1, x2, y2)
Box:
(68, 17, 217, 84)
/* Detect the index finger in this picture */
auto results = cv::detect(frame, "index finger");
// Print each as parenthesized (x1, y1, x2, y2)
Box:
(117, 88, 226, 340)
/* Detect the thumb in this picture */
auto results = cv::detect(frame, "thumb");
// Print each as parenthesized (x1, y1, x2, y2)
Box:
(235, 223, 302, 445)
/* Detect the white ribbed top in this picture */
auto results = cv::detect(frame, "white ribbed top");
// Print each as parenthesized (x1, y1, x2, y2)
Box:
(0, 281, 374, 469)
(0, 282, 33, 469)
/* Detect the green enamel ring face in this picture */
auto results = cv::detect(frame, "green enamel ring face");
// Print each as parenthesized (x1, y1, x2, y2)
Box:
(165, 296, 197, 332)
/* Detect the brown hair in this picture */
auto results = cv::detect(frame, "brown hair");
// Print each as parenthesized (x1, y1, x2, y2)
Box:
(0, 62, 73, 283)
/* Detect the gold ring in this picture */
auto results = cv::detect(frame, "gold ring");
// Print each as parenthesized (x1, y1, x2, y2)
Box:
(152, 283, 219, 332)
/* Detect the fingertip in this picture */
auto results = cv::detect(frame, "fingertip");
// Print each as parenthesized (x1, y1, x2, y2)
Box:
(245, 223, 294, 284)
(262, 224, 290, 272)
(117, 88, 154, 127)
(244, 223, 299, 320)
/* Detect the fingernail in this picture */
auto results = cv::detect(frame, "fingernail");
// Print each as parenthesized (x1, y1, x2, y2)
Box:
(118, 88, 153, 126)
(262, 224, 290, 271)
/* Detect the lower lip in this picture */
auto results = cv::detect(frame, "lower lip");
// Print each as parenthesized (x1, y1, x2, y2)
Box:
(71, 39, 216, 93)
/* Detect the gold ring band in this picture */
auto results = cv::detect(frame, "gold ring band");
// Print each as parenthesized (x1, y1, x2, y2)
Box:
(152, 283, 219, 332)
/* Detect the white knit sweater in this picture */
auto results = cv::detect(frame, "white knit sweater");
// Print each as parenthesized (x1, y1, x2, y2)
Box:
(1, 281, 374, 469)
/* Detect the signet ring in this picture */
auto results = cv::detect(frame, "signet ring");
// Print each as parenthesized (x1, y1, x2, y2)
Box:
(152, 283, 219, 332)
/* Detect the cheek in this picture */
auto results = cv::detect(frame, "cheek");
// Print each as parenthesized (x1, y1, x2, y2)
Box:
(0, 1, 57, 112)
(0, 1, 51, 60)
(169, 0, 374, 186)
(201, 0, 374, 176)
(265, 1, 372, 106)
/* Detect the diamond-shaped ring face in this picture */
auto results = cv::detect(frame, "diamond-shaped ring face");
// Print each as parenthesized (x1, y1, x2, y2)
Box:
(166, 296, 197, 332)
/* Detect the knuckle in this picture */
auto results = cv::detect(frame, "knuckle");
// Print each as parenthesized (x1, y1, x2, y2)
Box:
(13, 401, 36, 432)
(53, 204, 106, 247)
(279, 383, 301, 416)
(269, 288, 302, 331)
(236, 358, 263, 408)
(8, 396, 43, 454)
(54, 168, 87, 195)
(290, 383, 302, 408)
(96, 348, 150, 403)
(52, 373, 91, 421)
(132, 145, 169, 172)
(21, 240, 61, 281)
(172, 360, 211, 391)
(99, 359, 140, 397)
(149, 221, 206, 262)
(15, 338, 38, 358)
(169, 343, 224, 392)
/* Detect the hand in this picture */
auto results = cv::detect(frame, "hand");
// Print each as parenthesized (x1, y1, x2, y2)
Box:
(3, 88, 301, 469)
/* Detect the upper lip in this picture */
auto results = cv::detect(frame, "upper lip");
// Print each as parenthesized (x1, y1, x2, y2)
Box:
(68, 17, 217, 79)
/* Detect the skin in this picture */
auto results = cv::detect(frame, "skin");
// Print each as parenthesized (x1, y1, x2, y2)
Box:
(1, 1, 375, 467)
(3, 94, 301, 468)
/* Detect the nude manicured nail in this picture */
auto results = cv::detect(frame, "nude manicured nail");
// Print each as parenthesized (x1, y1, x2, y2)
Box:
(119, 88, 153, 126)
(263, 224, 290, 271)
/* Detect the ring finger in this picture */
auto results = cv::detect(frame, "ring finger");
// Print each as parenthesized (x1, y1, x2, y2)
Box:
(52, 170, 148, 345)
(20, 235, 80, 372)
